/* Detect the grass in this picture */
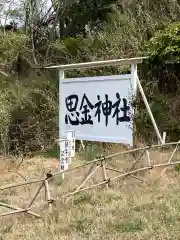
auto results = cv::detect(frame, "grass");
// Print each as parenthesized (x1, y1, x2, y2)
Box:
(107, 219, 144, 233)
(0, 146, 180, 239)
(43, 143, 60, 160)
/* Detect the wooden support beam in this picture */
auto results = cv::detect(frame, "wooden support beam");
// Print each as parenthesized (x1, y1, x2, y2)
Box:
(0, 202, 41, 218)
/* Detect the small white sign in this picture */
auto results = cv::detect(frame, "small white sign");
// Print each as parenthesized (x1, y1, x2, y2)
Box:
(66, 131, 75, 158)
(60, 139, 71, 171)
(60, 74, 135, 145)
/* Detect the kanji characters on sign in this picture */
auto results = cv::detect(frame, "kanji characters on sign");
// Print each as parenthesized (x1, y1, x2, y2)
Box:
(65, 92, 131, 126)
(60, 140, 71, 171)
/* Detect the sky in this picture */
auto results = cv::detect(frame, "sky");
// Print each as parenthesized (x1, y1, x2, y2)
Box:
(0, 0, 51, 25)
(0, 0, 77, 25)
(0, 0, 21, 24)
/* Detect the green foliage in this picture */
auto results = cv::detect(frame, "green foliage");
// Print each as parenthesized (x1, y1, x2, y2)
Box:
(71, 217, 93, 234)
(0, 73, 58, 155)
(52, 36, 86, 64)
(0, 0, 180, 154)
(81, 144, 101, 161)
(0, 91, 12, 153)
(0, 33, 27, 66)
(54, 0, 119, 37)
(73, 193, 93, 205)
(174, 164, 180, 172)
(54, 2, 180, 75)
(135, 94, 173, 142)
(43, 143, 60, 159)
(147, 22, 180, 63)
(107, 219, 144, 233)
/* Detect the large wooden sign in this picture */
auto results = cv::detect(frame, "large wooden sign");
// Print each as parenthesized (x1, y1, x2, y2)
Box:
(44, 57, 164, 173)
(60, 74, 135, 145)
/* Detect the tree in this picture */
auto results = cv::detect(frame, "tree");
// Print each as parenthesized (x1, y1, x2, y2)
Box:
(54, 0, 119, 38)
(146, 22, 180, 94)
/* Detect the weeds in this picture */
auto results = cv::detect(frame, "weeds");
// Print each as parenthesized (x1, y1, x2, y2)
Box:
(1, 151, 180, 239)
(107, 219, 144, 233)
(71, 217, 93, 235)
(73, 193, 92, 205)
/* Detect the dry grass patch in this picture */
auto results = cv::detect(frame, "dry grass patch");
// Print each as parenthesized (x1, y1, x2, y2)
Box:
(0, 146, 180, 239)
(2, 181, 180, 240)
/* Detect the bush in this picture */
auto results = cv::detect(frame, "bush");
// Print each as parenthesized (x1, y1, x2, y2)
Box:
(0, 73, 58, 155)
(0, 32, 27, 66)
(1, 3, 180, 155)
(135, 22, 180, 143)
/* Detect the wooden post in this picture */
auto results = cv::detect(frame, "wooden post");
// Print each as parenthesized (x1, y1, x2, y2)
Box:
(27, 181, 44, 208)
(65, 164, 100, 203)
(44, 178, 52, 211)
(146, 150, 151, 167)
(136, 76, 163, 144)
(101, 160, 109, 188)
(161, 141, 180, 176)
(74, 165, 100, 192)
(129, 151, 145, 172)
(105, 167, 143, 182)
(0, 202, 41, 218)
(162, 132, 166, 144)
(0, 208, 32, 217)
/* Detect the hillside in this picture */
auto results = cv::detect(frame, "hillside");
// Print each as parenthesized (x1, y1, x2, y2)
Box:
(0, 1, 180, 154)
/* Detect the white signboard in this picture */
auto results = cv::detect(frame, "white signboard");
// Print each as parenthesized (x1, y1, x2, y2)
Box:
(60, 139, 71, 171)
(60, 74, 135, 145)
(66, 131, 75, 158)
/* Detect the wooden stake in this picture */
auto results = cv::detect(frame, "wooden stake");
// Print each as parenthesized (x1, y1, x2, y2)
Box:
(162, 132, 167, 144)
(161, 141, 180, 176)
(28, 181, 44, 208)
(106, 167, 143, 182)
(79, 140, 85, 151)
(128, 151, 145, 172)
(8, 170, 27, 181)
(44, 179, 52, 211)
(101, 160, 109, 188)
(0, 178, 44, 191)
(0, 208, 32, 217)
(146, 150, 151, 167)
(0, 202, 41, 218)
(65, 164, 100, 203)
(122, 151, 145, 180)
(73, 165, 100, 192)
